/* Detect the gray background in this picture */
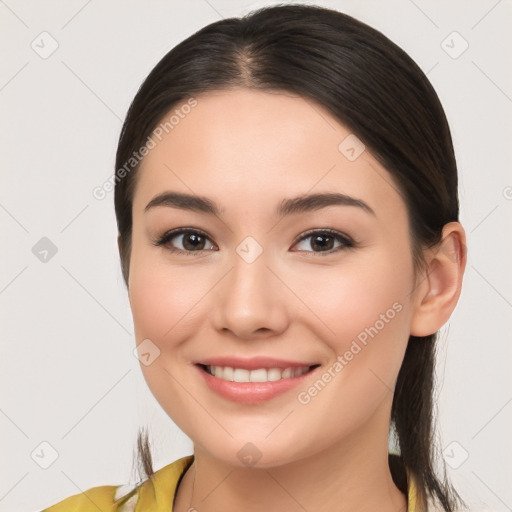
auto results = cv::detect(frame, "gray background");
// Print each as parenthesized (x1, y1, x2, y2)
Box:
(0, 1, 511, 511)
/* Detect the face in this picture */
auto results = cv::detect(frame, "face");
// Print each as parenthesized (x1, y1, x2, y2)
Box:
(127, 88, 420, 467)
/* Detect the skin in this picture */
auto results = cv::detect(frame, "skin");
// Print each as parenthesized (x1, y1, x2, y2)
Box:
(123, 88, 466, 512)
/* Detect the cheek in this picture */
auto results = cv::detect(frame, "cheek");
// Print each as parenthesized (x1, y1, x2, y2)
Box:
(289, 260, 413, 431)
(303, 252, 411, 333)
(127, 250, 209, 409)
(129, 259, 206, 345)
(295, 249, 414, 381)
(129, 237, 181, 342)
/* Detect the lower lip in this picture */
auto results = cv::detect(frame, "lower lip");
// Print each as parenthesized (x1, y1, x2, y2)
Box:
(195, 364, 319, 404)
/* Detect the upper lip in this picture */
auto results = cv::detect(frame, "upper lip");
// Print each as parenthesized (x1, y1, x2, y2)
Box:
(195, 357, 320, 371)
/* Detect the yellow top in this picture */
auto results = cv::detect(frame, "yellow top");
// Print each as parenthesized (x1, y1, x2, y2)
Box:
(41, 455, 419, 512)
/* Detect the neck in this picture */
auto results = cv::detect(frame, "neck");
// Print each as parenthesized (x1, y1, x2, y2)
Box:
(174, 401, 407, 512)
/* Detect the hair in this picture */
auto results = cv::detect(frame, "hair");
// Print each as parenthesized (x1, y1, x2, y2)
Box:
(114, 4, 466, 511)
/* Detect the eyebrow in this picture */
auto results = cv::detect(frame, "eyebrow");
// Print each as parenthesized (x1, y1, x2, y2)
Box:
(144, 191, 375, 217)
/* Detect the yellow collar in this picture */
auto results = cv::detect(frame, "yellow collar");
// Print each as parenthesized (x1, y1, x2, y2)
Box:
(406, 467, 419, 512)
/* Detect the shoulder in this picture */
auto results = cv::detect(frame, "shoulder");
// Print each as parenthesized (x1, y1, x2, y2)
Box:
(40, 483, 120, 512)
(40, 455, 194, 512)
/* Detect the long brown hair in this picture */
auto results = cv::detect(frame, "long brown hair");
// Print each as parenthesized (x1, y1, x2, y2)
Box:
(114, 4, 466, 511)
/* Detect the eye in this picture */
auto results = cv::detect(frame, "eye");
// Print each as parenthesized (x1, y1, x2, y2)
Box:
(153, 228, 216, 255)
(292, 229, 354, 255)
(153, 227, 354, 256)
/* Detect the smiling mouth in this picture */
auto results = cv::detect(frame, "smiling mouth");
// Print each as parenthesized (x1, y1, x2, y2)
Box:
(197, 363, 321, 383)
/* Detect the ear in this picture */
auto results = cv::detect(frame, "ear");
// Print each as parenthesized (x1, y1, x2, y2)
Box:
(410, 222, 467, 337)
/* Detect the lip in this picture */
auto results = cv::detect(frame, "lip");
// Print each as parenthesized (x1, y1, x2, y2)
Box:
(194, 356, 319, 371)
(194, 362, 321, 404)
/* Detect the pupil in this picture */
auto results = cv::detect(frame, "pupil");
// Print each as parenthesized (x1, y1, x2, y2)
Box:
(312, 235, 333, 251)
(184, 233, 204, 250)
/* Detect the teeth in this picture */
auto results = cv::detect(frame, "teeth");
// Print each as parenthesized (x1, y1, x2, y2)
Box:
(205, 365, 312, 382)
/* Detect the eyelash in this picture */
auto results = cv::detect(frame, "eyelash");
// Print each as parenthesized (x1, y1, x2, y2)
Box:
(153, 228, 355, 257)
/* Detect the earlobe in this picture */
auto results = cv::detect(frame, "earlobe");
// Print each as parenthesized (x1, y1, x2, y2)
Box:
(410, 222, 467, 337)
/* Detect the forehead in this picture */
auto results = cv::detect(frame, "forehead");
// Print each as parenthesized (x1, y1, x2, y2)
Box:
(133, 88, 406, 221)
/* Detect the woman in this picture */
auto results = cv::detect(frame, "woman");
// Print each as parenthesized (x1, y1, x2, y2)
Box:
(42, 4, 467, 511)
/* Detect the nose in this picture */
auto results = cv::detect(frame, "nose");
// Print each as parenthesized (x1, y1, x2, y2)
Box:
(211, 250, 289, 340)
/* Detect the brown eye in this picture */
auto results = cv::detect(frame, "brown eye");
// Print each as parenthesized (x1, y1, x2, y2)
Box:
(154, 229, 216, 255)
(293, 229, 354, 255)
